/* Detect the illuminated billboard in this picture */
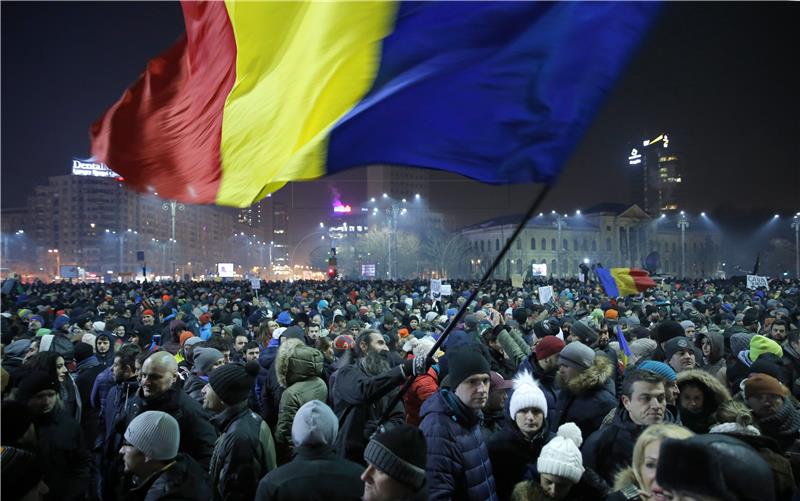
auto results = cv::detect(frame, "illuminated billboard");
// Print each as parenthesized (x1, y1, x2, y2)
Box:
(217, 263, 235, 278)
(531, 263, 548, 276)
(72, 159, 122, 178)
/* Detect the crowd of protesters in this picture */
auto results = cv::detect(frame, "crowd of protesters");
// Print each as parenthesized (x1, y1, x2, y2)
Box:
(1, 273, 799, 501)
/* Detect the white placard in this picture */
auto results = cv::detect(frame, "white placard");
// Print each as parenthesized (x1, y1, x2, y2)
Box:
(746, 275, 769, 290)
(511, 274, 524, 288)
(430, 279, 442, 296)
(218, 263, 234, 278)
(440, 284, 452, 296)
(538, 285, 554, 304)
(250, 278, 261, 290)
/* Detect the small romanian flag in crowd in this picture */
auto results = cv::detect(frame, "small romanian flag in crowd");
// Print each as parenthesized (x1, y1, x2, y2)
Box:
(91, 1, 659, 207)
(596, 267, 657, 298)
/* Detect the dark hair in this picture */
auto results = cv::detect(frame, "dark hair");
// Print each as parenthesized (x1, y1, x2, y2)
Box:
(23, 352, 62, 384)
(621, 369, 666, 398)
(353, 329, 381, 359)
(206, 335, 231, 353)
(771, 319, 787, 329)
(243, 341, 259, 352)
(115, 344, 142, 372)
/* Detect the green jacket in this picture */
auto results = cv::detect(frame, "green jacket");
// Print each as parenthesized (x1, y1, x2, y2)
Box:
(274, 340, 328, 462)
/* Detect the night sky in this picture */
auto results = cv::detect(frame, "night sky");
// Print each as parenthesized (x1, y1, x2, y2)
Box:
(2, 2, 798, 233)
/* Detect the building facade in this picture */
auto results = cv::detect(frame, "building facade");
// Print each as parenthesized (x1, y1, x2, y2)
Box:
(460, 204, 721, 279)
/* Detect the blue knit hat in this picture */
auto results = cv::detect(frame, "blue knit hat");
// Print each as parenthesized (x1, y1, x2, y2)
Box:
(276, 311, 293, 326)
(637, 360, 677, 383)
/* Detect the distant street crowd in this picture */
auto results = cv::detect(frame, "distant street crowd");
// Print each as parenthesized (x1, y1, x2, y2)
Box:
(2, 275, 799, 500)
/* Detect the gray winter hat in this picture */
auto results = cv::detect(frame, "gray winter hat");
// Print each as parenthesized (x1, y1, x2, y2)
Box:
(559, 341, 595, 370)
(291, 400, 338, 448)
(193, 347, 224, 375)
(124, 411, 179, 460)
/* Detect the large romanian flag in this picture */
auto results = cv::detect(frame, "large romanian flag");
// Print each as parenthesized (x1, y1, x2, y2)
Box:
(596, 267, 657, 298)
(90, 1, 659, 207)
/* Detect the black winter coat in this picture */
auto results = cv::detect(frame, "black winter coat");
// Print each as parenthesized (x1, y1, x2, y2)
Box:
(552, 355, 617, 440)
(488, 418, 554, 501)
(208, 402, 277, 501)
(419, 390, 498, 501)
(332, 362, 405, 464)
(124, 454, 212, 501)
(117, 387, 218, 472)
(33, 407, 90, 501)
(581, 407, 646, 487)
(258, 346, 284, 432)
(182, 373, 207, 406)
(254, 445, 364, 501)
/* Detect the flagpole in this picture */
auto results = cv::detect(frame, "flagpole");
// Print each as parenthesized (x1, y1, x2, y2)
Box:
(376, 183, 554, 428)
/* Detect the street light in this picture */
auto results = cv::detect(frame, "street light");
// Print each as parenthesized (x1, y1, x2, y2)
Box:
(677, 212, 689, 278)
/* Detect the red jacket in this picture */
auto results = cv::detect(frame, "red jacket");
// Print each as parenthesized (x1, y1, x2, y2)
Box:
(404, 367, 439, 426)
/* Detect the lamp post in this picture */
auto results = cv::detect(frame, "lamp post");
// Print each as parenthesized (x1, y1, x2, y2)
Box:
(162, 201, 185, 242)
(553, 213, 567, 278)
(369, 195, 413, 279)
(677, 211, 689, 278)
(792, 214, 800, 279)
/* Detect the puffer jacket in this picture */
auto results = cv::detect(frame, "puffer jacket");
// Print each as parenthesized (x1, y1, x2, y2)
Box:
(124, 453, 211, 501)
(404, 366, 439, 426)
(552, 354, 616, 440)
(419, 390, 498, 501)
(209, 401, 277, 501)
(274, 340, 327, 462)
(675, 368, 731, 433)
(488, 418, 553, 501)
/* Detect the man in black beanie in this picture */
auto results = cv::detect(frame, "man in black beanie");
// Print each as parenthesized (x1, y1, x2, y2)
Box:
(203, 360, 277, 501)
(419, 347, 497, 500)
(362, 424, 428, 501)
(651, 320, 685, 362)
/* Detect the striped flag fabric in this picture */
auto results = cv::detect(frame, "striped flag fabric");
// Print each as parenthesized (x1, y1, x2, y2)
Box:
(91, 1, 660, 207)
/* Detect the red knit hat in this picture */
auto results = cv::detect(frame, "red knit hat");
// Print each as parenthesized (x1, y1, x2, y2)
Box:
(334, 334, 355, 351)
(179, 331, 194, 346)
(142, 309, 155, 317)
(534, 336, 565, 361)
(604, 309, 619, 320)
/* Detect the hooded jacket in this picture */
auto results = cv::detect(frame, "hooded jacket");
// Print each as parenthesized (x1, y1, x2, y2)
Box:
(675, 369, 731, 433)
(209, 401, 277, 501)
(695, 330, 725, 377)
(488, 417, 554, 501)
(419, 390, 498, 501)
(274, 340, 327, 462)
(404, 366, 439, 426)
(553, 354, 616, 440)
(94, 332, 116, 367)
(124, 454, 211, 501)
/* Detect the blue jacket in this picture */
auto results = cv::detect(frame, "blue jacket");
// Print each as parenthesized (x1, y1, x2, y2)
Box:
(419, 390, 498, 501)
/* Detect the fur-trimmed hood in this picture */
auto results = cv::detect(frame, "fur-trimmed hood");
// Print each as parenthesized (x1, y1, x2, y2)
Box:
(612, 466, 639, 492)
(275, 338, 323, 387)
(511, 479, 551, 501)
(676, 368, 731, 408)
(563, 354, 614, 395)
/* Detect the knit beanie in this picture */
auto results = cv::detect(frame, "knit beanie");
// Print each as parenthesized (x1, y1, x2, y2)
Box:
(74, 342, 95, 363)
(570, 321, 597, 345)
(534, 336, 565, 361)
(292, 400, 338, 448)
(748, 353, 788, 384)
(679, 320, 695, 331)
(533, 318, 560, 339)
(179, 331, 194, 346)
(446, 348, 490, 390)
(29, 314, 45, 326)
(749, 335, 783, 362)
(653, 321, 685, 344)
(604, 309, 619, 320)
(193, 347, 224, 375)
(558, 341, 595, 370)
(411, 336, 436, 361)
(730, 332, 754, 357)
(637, 360, 677, 382)
(364, 424, 427, 490)
(1, 447, 44, 500)
(16, 369, 60, 401)
(333, 334, 355, 351)
(82, 333, 97, 347)
(124, 411, 180, 460)
(629, 338, 657, 361)
(510, 370, 548, 418)
(184, 336, 204, 348)
(663, 336, 693, 361)
(276, 311, 293, 326)
(744, 373, 789, 399)
(52, 314, 70, 332)
(92, 321, 106, 333)
(208, 361, 260, 406)
(537, 423, 585, 483)
(281, 325, 306, 343)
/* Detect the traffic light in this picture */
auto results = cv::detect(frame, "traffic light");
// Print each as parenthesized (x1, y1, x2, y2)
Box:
(327, 250, 337, 279)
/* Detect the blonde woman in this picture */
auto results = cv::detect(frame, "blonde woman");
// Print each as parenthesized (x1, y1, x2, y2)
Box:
(605, 424, 693, 501)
